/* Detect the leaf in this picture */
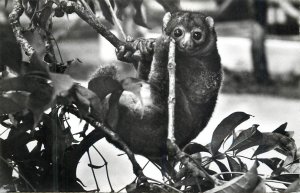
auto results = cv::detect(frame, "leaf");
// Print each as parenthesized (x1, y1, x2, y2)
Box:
(227, 124, 263, 154)
(252, 177, 266, 193)
(29, 50, 50, 76)
(126, 182, 137, 193)
(226, 155, 242, 176)
(88, 76, 122, 100)
(132, 0, 150, 28)
(87, 163, 104, 169)
(155, 0, 181, 12)
(237, 157, 248, 172)
(0, 93, 29, 115)
(286, 162, 300, 173)
(114, 0, 130, 20)
(253, 133, 296, 158)
(73, 85, 103, 120)
(210, 112, 251, 155)
(98, 0, 114, 24)
(284, 179, 300, 193)
(204, 162, 259, 193)
(257, 158, 282, 170)
(214, 159, 231, 181)
(0, 75, 54, 125)
(273, 122, 294, 138)
(183, 142, 210, 155)
(0, 139, 13, 186)
(271, 174, 300, 183)
(50, 73, 74, 96)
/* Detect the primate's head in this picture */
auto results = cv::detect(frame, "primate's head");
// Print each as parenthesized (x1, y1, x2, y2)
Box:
(163, 11, 216, 56)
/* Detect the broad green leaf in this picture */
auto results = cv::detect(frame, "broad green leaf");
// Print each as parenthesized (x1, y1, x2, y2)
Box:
(204, 162, 259, 193)
(227, 124, 262, 154)
(183, 142, 210, 155)
(0, 92, 29, 115)
(285, 179, 300, 193)
(73, 85, 103, 120)
(210, 112, 251, 155)
(252, 177, 266, 193)
(256, 158, 282, 170)
(132, 0, 149, 28)
(214, 159, 231, 181)
(156, 0, 181, 12)
(0, 75, 49, 93)
(114, 0, 130, 20)
(271, 174, 300, 183)
(50, 73, 74, 96)
(98, 0, 114, 24)
(226, 155, 242, 175)
(252, 133, 296, 158)
(273, 122, 294, 138)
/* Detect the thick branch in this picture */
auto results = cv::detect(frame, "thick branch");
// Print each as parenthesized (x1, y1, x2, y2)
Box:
(9, 0, 35, 57)
(59, 0, 126, 49)
(67, 107, 147, 182)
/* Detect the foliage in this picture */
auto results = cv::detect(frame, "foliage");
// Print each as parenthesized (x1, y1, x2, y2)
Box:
(0, 0, 299, 192)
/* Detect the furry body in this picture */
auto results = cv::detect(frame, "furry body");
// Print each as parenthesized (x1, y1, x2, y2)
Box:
(94, 11, 222, 158)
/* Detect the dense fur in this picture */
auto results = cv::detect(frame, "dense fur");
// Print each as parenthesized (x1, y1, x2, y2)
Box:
(107, 11, 222, 158)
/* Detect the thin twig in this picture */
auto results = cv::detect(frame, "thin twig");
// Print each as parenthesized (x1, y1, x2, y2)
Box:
(116, 160, 151, 193)
(0, 128, 10, 136)
(87, 149, 100, 192)
(51, 35, 64, 64)
(92, 145, 114, 192)
(104, 0, 126, 40)
(0, 156, 36, 192)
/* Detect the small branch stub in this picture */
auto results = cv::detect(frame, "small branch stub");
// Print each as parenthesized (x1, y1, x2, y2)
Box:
(167, 38, 176, 142)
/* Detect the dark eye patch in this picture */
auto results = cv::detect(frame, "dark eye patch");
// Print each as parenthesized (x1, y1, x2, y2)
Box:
(173, 28, 183, 38)
(193, 31, 202, 40)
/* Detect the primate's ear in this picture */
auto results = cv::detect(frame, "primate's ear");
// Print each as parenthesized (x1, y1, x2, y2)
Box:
(162, 12, 171, 33)
(205, 16, 214, 29)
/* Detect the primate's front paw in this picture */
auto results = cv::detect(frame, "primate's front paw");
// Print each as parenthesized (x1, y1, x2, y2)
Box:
(116, 37, 156, 63)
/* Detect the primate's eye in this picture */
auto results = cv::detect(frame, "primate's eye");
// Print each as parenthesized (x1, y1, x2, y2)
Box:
(193, 31, 202, 40)
(173, 28, 183, 37)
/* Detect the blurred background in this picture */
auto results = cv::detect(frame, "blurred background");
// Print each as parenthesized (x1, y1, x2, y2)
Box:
(1, 0, 300, 191)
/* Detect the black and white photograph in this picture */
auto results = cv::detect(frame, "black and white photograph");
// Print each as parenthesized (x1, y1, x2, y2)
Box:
(0, 0, 299, 192)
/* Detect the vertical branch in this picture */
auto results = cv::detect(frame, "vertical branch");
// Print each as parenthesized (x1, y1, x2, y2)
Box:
(167, 39, 176, 142)
(9, 0, 35, 58)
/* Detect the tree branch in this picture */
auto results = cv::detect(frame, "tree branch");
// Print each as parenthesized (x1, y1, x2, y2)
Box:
(167, 39, 176, 142)
(9, 0, 35, 58)
(166, 38, 217, 187)
(59, 0, 128, 49)
(66, 107, 147, 183)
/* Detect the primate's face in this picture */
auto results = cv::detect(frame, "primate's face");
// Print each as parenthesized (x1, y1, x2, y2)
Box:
(165, 12, 215, 55)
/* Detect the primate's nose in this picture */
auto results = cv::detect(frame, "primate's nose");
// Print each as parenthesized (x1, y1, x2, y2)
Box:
(180, 33, 192, 49)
